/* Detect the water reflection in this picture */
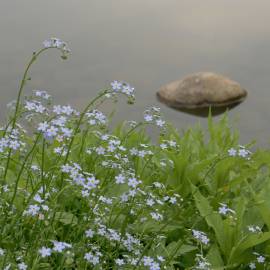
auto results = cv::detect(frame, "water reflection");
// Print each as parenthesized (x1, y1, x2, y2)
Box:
(0, 0, 270, 146)
(157, 103, 241, 118)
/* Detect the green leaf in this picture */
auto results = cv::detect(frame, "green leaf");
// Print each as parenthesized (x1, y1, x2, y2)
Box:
(228, 232, 270, 264)
(166, 241, 197, 256)
(206, 244, 224, 268)
(190, 183, 231, 257)
(54, 211, 78, 226)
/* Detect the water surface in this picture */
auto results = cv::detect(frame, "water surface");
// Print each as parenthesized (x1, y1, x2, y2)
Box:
(0, 0, 270, 146)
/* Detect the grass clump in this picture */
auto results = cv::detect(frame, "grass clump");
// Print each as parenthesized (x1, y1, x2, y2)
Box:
(1, 39, 270, 269)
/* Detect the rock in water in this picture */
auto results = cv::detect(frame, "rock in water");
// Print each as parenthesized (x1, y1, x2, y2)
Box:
(157, 72, 247, 109)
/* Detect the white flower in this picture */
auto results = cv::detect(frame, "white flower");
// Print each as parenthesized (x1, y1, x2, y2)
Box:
(52, 241, 71, 252)
(160, 143, 167, 149)
(101, 134, 109, 140)
(144, 114, 153, 122)
(85, 229, 94, 238)
(228, 148, 237, 156)
(39, 247, 52, 258)
(143, 256, 154, 266)
(54, 147, 63, 154)
(33, 194, 44, 203)
(128, 177, 140, 188)
(9, 140, 20, 150)
(257, 255, 265, 263)
(3, 265, 11, 270)
(45, 126, 58, 138)
(121, 193, 129, 202)
(61, 164, 72, 173)
(53, 105, 63, 115)
(84, 252, 100, 265)
(168, 140, 177, 147)
(238, 148, 250, 158)
(115, 174, 125, 184)
(153, 182, 164, 188)
(150, 212, 163, 221)
(194, 254, 211, 270)
(218, 203, 235, 216)
(115, 258, 125, 266)
(130, 148, 138, 155)
(18, 263, 27, 270)
(249, 262, 256, 269)
(129, 189, 137, 197)
(150, 262, 160, 270)
(43, 39, 52, 48)
(24, 204, 40, 216)
(61, 127, 72, 138)
(35, 90, 51, 100)
(37, 122, 49, 132)
(146, 198, 155, 207)
(31, 165, 39, 171)
(52, 116, 67, 127)
(99, 196, 113, 205)
(43, 38, 70, 54)
(169, 197, 177, 204)
(0, 248, 4, 256)
(248, 225, 261, 233)
(156, 119, 165, 127)
(111, 80, 122, 91)
(192, 230, 210, 245)
(41, 205, 49, 211)
(157, 256, 164, 262)
(122, 85, 134, 95)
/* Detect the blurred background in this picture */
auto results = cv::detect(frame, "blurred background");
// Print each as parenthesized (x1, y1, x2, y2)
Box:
(0, 0, 269, 146)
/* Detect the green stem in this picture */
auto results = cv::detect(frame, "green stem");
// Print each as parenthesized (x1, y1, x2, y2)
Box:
(41, 138, 46, 197)
(121, 122, 144, 144)
(9, 133, 41, 206)
(2, 47, 61, 186)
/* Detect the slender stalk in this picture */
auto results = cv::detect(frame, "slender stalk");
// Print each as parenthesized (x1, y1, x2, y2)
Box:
(41, 138, 46, 197)
(2, 47, 51, 186)
(9, 133, 41, 206)
(120, 122, 145, 144)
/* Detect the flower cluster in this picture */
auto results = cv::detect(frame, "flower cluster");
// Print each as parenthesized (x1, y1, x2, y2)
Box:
(23, 189, 50, 219)
(39, 241, 71, 258)
(86, 109, 107, 126)
(192, 230, 210, 245)
(34, 90, 51, 100)
(24, 100, 47, 114)
(249, 252, 267, 269)
(218, 203, 235, 216)
(61, 163, 100, 197)
(38, 120, 73, 141)
(129, 144, 154, 158)
(43, 37, 71, 56)
(110, 80, 135, 97)
(248, 225, 262, 233)
(193, 254, 211, 270)
(159, 139, 178, 150)
(144, 107, 166, 128)
(228, 145, 251, 159)
(0, 126, 25, 153)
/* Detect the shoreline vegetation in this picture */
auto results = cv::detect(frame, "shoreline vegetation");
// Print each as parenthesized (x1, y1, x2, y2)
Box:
(0, 39, 270, 269)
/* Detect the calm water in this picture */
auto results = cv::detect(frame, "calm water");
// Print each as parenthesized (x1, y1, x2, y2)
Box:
(1, 0, 270, 146)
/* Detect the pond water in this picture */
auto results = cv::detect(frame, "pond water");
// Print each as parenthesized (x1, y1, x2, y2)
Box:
(0, 0, 270, 147)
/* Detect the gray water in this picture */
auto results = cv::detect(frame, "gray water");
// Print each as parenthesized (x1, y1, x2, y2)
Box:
(0, 0, 270, 147)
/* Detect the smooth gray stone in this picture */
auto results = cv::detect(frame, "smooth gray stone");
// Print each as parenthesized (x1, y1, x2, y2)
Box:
(157, 72, 247, 109)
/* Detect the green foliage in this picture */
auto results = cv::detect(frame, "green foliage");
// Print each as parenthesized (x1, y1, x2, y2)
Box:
(1, 41, 270, 269)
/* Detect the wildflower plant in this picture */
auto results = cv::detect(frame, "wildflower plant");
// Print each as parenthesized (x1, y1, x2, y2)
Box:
(1, 39, 270, 269)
